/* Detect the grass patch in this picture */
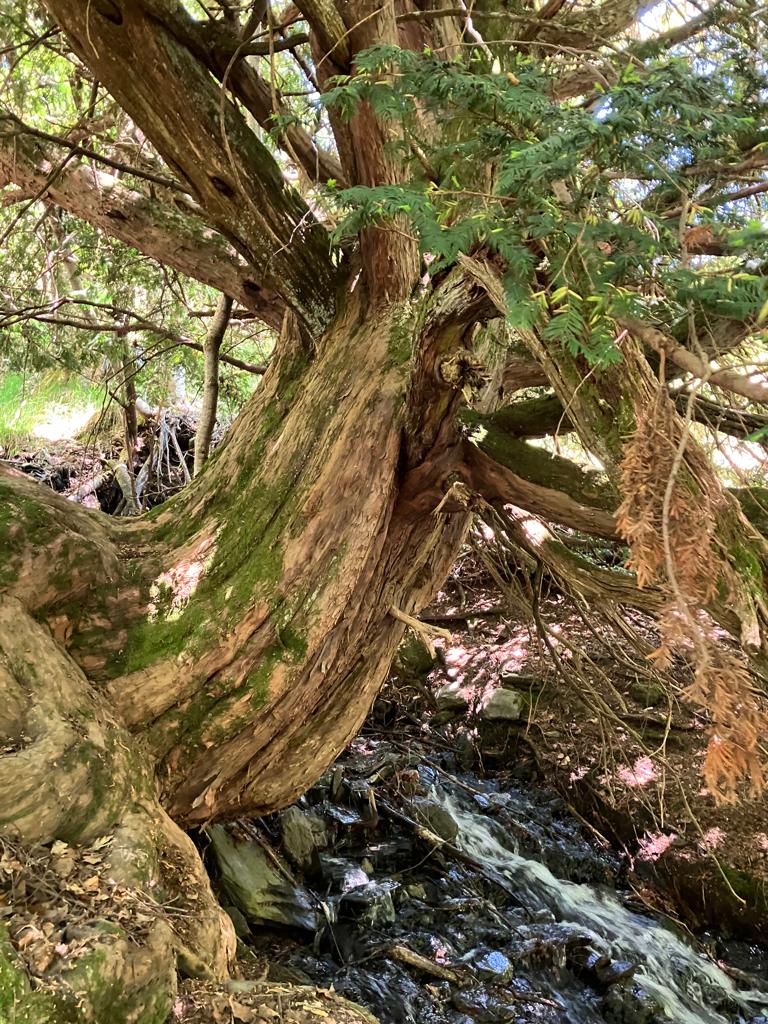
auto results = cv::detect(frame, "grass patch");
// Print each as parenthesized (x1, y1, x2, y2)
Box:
(0, 371, 106, 454)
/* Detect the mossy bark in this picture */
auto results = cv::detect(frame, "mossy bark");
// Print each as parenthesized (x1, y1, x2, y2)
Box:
(1, 290, 472, 827)
(0, 275, 485, 1019)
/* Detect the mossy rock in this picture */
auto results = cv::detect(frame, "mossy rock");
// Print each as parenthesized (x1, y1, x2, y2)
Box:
(629, 681, 666, 708)
(393, 633, 434, 680)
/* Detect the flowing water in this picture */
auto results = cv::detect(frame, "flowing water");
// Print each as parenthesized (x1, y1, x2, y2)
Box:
(241, 744, 768, 1024)
(441, 791, 768, 1024)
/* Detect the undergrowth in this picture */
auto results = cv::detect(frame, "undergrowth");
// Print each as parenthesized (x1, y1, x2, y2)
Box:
(0, 371, 104, 454)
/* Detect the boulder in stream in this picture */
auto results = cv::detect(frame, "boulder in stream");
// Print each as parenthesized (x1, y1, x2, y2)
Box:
(280, 806, 329, 871)
(408, 797, 460, 842)
(208, 824, 318, 931)
(339, 879, 399, 927)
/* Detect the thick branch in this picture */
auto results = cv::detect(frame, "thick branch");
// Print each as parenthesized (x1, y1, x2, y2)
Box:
(462, 440, 618, 539)
(144, 8, 345, 185)
(43, 0, 341, 335)
(620, 318, 768, 405)
(469, 389, 768, 447)
(0, 125, 285, 331)
(464, 396, 569, 440)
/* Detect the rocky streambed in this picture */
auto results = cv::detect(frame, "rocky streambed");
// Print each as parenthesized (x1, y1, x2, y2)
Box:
(202, 722, 768, 1024)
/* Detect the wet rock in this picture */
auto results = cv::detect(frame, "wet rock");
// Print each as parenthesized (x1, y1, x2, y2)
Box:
(319, 855, 370, 891)
(474, 791, 512, 815)
(409, 798, 460, 842)
(479, 689, 525, 721)
(570, 946, 610, 973)
(404, 883, 427, 900)
(452, 989, 491, 1019)
(267, 963, 314, 985)
(452, 988, 525, 1023)
(471, 949, 514, 981)
(595, 959, 637, 986)
(326, 804, 364, 826)
(340, 880, 399, 927)
(280, 806, 329, 871)
(208, 824, 317, 931)
(348, 778, 371, 803)
(602, 982, 663, 1023)
(435, 682, 468, 711)
(454, 730, 477, 770)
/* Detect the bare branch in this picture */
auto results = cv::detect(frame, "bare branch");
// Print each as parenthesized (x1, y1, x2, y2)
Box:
(621, 318, 768, 405)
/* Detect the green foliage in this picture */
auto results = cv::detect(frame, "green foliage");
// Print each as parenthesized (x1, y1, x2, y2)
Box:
(0, 371, 105, 453)
(323, 36, 768, 366)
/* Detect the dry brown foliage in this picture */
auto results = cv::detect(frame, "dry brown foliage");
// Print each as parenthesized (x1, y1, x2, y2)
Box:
(617, 385, 767, 803)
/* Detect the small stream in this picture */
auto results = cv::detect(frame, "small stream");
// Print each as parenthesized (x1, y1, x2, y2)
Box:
(217, 742, 768, 1024)
(442, 790, 766, 1024)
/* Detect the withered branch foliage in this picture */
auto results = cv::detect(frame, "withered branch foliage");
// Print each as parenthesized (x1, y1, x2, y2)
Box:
(618, 385, 768, 803)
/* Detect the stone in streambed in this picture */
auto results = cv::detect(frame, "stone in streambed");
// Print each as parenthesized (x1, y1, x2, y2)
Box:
(394, 633, 435, 679)
(596, 959, 637, 986)
(339, 879, 399, 927)
(223, 904, 251, 939)
(602, 983, 663, 1023)
(280, 806, 329, 871)
(408, 797, 460, 842)
(471, 949, 514, 981)
(208, 824, 317, 931)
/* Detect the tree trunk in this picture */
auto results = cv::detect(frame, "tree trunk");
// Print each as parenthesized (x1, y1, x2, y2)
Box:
(194, 293, 232, 477)
(1, 283, 479, 822)
(0, 274, 484, 1018)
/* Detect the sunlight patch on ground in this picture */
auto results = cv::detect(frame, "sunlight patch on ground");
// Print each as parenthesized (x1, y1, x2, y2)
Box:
(616, 755, 658, 787)
(34, 402, 98, 440)
(637, 831, 677, 862)
(698, 827, 726, 851)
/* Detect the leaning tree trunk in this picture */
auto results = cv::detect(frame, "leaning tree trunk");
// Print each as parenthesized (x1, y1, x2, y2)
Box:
(2, 287, 476, 822)
(0, 277, 483, 1018)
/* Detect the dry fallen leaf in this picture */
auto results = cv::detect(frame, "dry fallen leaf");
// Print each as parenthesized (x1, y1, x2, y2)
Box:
(230, 999, 255, 1022)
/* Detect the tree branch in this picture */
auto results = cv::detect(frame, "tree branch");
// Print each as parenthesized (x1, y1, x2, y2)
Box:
(0, 114, 186, 192)
(461, 440, 618, 539)
(195, 293, 233, 476)
(0, 297, 269, 373)
(620, 317, 768, 405)
(150, 8, 345, 185)
(43, 0, 341, 336)
(0, 124, 286, 331)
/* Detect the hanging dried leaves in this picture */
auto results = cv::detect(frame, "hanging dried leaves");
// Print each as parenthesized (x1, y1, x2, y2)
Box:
(617, 384, 768, 803)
